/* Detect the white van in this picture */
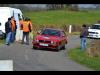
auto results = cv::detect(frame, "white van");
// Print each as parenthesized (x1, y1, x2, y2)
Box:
(88, 24, 100, 39)
(0, 7, 24, 41)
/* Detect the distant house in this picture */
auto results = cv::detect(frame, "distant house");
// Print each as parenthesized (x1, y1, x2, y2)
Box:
(9, 4, 48, 10)
(78, 4, 98, 10)
(18, 4, 99, 10)
(1, 4, 99, 10)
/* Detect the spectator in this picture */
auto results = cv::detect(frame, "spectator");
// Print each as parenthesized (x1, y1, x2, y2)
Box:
(21, 17, 32, 45)
(19, 18, 24, 41)
(5, 18, 12, 45)
(80, 24, 89, 50)
(11, 16, 17, 43)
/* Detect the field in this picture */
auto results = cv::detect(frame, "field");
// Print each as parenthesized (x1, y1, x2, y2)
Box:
(23, 10, 100, 27)
(23, 10, 100, 38)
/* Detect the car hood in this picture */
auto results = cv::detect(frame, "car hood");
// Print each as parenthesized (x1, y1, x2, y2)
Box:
(88, 29, 100, 32)
(35, 35, 60, 41)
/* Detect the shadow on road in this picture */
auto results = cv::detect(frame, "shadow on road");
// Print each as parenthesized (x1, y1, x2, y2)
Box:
(31, 47, 65, 52)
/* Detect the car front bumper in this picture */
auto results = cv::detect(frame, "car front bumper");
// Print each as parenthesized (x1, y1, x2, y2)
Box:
(33, 42, 58, 49)
(87, 34, 100, 39)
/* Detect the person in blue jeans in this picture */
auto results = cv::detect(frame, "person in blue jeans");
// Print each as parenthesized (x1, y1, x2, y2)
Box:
(80, 24, 89, 50)
(5, 18, 12, 45)
(10, 16, 17, 43)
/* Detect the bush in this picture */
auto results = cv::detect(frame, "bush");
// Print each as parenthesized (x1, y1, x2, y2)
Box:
(68, 47, 100, 71)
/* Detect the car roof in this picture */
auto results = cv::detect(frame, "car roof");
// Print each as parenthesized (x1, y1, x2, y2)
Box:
(43, 28, 63, 31)
(93, 24, 100, 25)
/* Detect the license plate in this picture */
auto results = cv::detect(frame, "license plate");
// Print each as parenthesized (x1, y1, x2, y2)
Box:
(40, 43, 48, 46)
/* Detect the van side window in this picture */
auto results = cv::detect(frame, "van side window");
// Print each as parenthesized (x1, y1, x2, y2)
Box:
(22, 15, 24, 20)
(18, 14, 21, 20)
(18, 14, 24, 20)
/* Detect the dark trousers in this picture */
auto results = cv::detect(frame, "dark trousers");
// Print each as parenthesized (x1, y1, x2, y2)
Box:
(22, 32, 29, 44)
(5, 32, 12, 45)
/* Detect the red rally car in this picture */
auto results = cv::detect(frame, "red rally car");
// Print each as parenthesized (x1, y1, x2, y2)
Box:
(32, 28, 68, 51)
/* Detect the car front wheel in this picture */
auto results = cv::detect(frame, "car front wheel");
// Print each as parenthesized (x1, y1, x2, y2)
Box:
(33, 46, 38, 50)
(56, 45, 61, 51)
(62, 44, 66, 50)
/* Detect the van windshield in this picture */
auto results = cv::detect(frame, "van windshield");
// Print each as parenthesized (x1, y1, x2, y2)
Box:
(91, 25, 100, 29)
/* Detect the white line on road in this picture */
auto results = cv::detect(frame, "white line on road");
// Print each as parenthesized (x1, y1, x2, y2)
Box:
(24, 49, 29, 61)
(0, 60, 13, 71)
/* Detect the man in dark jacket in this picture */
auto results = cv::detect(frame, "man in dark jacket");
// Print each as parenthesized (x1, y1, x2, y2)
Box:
(80, 24, 89, 50)
(5, 18, 12, 45)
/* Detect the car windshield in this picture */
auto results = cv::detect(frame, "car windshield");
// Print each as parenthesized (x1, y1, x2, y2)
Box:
(91, 25, 100, 29)
(41, 29, 61, 36)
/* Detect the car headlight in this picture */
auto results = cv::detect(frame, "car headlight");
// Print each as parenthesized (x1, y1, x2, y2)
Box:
(51, 41, 57, 45)
(34, 39, 39, 43)
(36, 39, 39, 42)
(51, 41, 54, 44)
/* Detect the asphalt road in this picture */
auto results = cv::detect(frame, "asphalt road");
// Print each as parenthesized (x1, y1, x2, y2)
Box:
(0, 35, 92, 71)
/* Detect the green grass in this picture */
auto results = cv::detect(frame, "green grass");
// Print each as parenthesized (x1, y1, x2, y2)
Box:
(0, 40, 4, 45)
(23, 10, 100, 26)
(68, 48, 100, 71)
(23, 10, 100, 36)
(67, 32, 80, 35)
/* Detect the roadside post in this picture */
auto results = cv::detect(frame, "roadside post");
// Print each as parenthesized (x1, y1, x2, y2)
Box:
(69, 25, 72, 33)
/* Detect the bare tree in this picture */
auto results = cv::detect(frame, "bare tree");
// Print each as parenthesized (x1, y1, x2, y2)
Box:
(68, 4, 79, 11)
(46, 4, 66, 10)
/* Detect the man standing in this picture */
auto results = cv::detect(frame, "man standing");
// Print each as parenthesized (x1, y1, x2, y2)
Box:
(21, 17, 32, 45)
(5, 18, 12, 45)
(28, 18, 33, 39)
(19, 18, 23, 41)
(11, 16, 17, 43)
(80, 24, 89, 50)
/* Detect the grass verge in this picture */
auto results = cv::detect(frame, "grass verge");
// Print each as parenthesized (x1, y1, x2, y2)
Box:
(0, 40, 4, 45)
(68, 48, 100, 71)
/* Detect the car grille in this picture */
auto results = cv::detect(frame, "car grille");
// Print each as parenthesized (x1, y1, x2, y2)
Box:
(89, 32, 99, 34)
(39, 40, 51, 43)
(89, 32, 95, 34)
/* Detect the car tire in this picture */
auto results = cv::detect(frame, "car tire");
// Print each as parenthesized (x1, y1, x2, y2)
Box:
(62, 44, 66, 50)
(33, 46, 38, 50)
(56, 45, 61, 51)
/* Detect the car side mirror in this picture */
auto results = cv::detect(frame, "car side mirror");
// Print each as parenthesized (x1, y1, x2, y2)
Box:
(0, 23, 1, 26)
